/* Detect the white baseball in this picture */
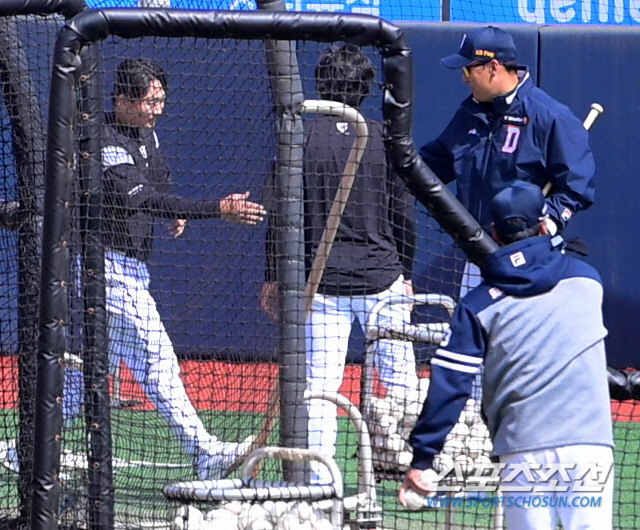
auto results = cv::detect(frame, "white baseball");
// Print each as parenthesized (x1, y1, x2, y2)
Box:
(244, 518, 272, 530)
(268, 502, 289, 522)
(467, 437, 484, 459)
(223, 501, 244, 516)
(397, 450, 413, 467)
(372, 397, 392, 417)
(470, 422, 489, 441)
(377, 414, 398, 435)
(450, 422, 470, 439)
(290, 501, 313, 522)
(454, 454, 475, 476)
(418, 377, 431, 394)
(433, 452, 454, 474)
(172, 506, 204, 530)
(442, 438, 465, 459)
(312, 519, 333, 530)
(463, 398, 477, 416)
(276, 513, 298, 530)
(403, 488, 427, 511)
(239, 505, 270, 530)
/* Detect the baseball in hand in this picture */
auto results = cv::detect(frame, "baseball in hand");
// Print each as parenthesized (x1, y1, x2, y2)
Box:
(403, 488, 431, 511)
(403, 468, 438, 511)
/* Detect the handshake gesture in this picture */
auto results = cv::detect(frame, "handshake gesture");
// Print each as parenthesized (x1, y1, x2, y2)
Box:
(219, 191, 266, 225)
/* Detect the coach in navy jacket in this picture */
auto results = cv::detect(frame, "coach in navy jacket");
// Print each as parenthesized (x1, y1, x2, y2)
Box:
(400, 181, 613, 530)
(420, 26, 595, 235)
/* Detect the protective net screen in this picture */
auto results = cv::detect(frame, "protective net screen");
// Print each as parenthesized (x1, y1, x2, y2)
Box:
(0, 5, 638, 530)
(0, 12, 68, 527)
(51, 34, 475, 530)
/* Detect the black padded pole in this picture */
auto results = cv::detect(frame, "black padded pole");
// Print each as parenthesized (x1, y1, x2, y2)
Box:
(256, 0, 307, 483)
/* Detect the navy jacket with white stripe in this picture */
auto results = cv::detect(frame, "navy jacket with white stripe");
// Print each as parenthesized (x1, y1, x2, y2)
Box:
(409, 235, 613, 470)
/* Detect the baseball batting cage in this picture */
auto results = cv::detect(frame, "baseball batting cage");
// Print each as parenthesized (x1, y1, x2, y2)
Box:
(36, 5, 501, 530)
(0, 3, 637, 530)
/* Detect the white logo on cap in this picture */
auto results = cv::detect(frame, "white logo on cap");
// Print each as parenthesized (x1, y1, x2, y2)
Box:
(509, 251, 526, 267)
(460, 34, 467, 50)
(336, 122, 350, 134)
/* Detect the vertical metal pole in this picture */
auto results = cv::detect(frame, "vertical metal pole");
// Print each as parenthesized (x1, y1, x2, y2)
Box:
(256, 0, 307, 482)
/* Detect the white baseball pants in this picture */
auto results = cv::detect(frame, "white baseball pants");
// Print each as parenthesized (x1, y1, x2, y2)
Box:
(500, 444, 614, 530)
(64, 250, 218, 457)
(306, 275, 417, 483)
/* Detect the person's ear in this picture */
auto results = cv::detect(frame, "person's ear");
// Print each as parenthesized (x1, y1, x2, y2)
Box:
(491, 224, 504, 245)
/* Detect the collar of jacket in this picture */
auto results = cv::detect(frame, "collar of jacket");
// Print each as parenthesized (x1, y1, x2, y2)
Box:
(491, 69, 532, 115)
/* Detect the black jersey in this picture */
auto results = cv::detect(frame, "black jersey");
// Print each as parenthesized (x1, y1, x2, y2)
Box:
(267, 113, 415, 296)
(101, 113, 220, 262)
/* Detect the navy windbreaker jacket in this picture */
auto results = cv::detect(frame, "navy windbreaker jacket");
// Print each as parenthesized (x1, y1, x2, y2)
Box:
(419, 71, 595, 231)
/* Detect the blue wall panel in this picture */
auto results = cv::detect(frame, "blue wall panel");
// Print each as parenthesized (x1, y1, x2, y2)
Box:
(538, 26, 640, 368)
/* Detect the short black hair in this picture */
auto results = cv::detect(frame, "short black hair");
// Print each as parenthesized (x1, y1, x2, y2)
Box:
(315, 43, 375, 108)
(497, 220, 541, 244)
(114, 58, 167, 101)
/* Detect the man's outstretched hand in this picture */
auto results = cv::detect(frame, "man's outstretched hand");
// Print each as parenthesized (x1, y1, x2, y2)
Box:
(219, 191, 266, 225)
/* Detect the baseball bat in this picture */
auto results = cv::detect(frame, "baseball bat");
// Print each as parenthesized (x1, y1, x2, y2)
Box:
(542, 102, 603, 196)
(226, 101, 369, 477)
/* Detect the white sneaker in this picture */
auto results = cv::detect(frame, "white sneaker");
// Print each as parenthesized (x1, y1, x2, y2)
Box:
(0, 439, 87, 481)
(0, 439, 18, 473)
(195, 435, 255, 480)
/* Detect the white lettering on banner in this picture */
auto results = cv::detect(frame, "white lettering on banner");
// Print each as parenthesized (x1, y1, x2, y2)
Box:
(434, 461, 612, 493)
(632, 0, 640, 22)
(551, 0, 575, 23)
(305, 3, 347, 11)
(518, 0, 631, 23)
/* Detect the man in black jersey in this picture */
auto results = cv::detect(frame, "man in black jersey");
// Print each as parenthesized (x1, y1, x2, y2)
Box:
(261, 44, 417, 484)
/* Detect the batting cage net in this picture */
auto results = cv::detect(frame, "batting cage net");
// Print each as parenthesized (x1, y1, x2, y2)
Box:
(0, 5, 637, 530)
(0, 2, 85, 528)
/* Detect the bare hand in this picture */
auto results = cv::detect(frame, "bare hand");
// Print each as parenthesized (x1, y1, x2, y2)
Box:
(170, 219, 187, 237)
(398, 468, 434, 507)
(404, 278, 415, 312)
(219, 191, 266, 225)
(260, 282, 279, 321)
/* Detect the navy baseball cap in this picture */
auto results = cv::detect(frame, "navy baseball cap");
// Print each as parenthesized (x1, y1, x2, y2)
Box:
(441, 26, 517, 69)
(491, 181, 547, 237)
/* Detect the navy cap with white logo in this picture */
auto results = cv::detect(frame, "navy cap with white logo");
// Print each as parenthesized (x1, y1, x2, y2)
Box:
(441, 26, 517, 69)
(491, 181, 547, 237)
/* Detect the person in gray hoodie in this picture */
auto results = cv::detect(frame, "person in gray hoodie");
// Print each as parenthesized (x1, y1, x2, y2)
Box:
(399, 180, 613, 530)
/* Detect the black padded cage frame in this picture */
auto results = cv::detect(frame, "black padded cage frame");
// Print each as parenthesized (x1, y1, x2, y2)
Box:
(0, 2, 84, 530)
(37, 8, 497, 530)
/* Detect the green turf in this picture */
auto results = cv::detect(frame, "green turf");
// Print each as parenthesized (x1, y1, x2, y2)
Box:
(1, 409, 640, 529)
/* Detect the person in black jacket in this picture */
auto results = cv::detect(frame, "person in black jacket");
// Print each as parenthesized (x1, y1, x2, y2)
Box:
(261, 44, 417, 484)
(67, 58, 265, 480)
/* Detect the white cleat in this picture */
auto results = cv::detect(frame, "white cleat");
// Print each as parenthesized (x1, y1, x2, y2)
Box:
(0, 440, 19, 473)
(0, 439, 87, 481)
(195, 435, 255, 480)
